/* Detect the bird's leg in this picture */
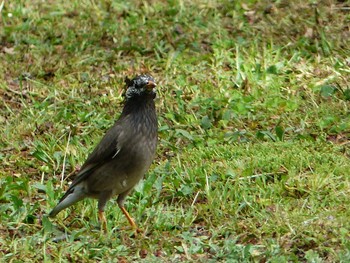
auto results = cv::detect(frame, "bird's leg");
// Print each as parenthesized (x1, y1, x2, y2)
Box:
(119, 204, 143, 235)
(98, 210, 107, 232)
(98, 192, 112, 232)
(117, 193, 142, 234)
(118, 205, 137, 229)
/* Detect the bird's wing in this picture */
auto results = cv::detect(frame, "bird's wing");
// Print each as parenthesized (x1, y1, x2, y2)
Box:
(61, 121, 124, 198)
(82, 121, 123, 167)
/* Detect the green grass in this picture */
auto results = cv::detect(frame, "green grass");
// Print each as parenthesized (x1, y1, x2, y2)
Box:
(1, 0, 350, 261)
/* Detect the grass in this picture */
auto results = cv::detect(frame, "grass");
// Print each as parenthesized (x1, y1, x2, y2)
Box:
(1, 0, 350, 261)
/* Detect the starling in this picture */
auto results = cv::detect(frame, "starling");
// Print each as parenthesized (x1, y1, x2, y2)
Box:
(49, 74, 158, 231)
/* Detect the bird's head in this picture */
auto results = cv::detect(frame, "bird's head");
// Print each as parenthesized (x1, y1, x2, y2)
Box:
(124, 74, 157, 100)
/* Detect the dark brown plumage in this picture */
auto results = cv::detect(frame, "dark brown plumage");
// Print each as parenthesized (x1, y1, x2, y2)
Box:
(49, 74, 158, 231)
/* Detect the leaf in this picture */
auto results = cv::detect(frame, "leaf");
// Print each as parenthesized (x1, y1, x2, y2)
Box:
(243, 244, 252, 258)
(179, 184, 193, 196)
(343, 89, 350, 101)
(159, 125, 170, 132)
(222, 110, 231, 121)
(42, 215, 54, 233)
(201, 116, 212, 129)
(32, 149, 49, 163)
(175, 129, 193, 141)
(31, 182, 47, 192)
(267, 62, 284, 74)
(10, 195, 23, 210)
(275, 126, 284, 141)
(319, 85, 336, 98)
(256, 130, 276, 141)
(266, 65, 278, 74)
(143, 172, 157, 194)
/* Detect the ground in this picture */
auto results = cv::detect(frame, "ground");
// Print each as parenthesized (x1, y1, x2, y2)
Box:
(1, 0, 350, 262)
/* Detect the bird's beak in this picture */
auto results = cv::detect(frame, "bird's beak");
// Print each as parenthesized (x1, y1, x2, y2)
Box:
(145, 81, 157, 90)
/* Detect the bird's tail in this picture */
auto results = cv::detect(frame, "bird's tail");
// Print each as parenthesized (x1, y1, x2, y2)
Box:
(49, 185, 86, 217)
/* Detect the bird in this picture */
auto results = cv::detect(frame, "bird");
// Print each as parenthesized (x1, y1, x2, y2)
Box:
(49, 74, 158, 232)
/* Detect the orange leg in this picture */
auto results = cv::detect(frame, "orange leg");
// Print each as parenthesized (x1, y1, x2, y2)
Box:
(119, 205, 142, 234)
(119, 205, 137, 229)
(98, 210, 107, 232)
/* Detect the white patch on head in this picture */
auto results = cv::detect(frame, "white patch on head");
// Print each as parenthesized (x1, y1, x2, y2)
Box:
(125, 86, 145, 99)
(125, 74, 156, 99)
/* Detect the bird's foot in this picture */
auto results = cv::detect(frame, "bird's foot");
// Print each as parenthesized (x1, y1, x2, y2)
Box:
(118, 225, 143, 237)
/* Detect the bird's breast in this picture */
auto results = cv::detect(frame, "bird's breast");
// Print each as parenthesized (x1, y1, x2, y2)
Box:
(86, 116, 157, 195)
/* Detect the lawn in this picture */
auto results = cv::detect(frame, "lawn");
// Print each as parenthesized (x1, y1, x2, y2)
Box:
(1, 0, 350, 262)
